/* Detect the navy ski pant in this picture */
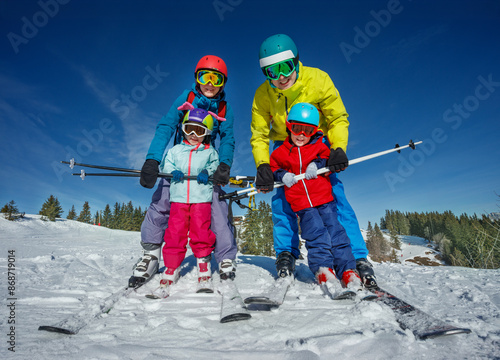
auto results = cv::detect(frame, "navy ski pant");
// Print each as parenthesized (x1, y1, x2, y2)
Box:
(140, 178, 237, 263)
(297, 201, 356, 278)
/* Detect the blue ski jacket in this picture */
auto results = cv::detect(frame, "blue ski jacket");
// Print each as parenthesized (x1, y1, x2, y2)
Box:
(145, 84, 235, 168)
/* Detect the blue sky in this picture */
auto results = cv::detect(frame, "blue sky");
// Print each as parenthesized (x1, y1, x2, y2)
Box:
(1, 0, 499, 228)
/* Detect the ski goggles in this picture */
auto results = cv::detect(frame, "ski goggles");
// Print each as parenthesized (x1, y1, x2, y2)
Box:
(263, 59, 296, 80)
(286, 121, 318, 137)
(182, 122, 211, 137)
(196, 70, 225, 87)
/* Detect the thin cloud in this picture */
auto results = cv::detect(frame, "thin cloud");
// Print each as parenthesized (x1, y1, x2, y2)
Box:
(77, 66, 160, 169)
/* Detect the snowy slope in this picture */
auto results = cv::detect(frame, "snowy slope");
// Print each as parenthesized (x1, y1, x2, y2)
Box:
(1, 216, 499, 360)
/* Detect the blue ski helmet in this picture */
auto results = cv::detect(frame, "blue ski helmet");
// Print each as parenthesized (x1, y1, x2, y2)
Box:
(287, 103, 319, 126)
(182, 108, 214, 133)
(259, 34, 299, 76)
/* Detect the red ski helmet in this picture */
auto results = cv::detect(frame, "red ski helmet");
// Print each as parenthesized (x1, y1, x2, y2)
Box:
(195, 55, 228, 80)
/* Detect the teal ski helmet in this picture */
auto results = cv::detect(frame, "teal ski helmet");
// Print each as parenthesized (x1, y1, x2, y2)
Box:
(259, 34, 299, 77)
(287, 103, 319, 126)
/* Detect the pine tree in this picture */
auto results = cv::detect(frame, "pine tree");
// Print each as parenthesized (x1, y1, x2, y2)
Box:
(374, 223, 390, 255)
(101, 204, 112, 228)
(77, 201, 92, 224)
(110, 202, 121, 229)
(93, 211, 100, 225)
(67, 205, 77, 220)
(121, 201, 135, 231)
(389, 227, 402, 250)
(257, 201, 274, 256)
(39, 195, 63, 221)
(1, 200, 24, 221)
(365, 221, 378, 255)
(132, 206, 145, 231)
(239, 201, 274, 256)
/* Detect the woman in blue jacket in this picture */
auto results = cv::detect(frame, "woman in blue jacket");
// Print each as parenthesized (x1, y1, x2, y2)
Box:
(129, 55, 237, 288)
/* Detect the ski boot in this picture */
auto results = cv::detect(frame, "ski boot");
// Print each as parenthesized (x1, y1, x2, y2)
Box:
(219, 259, 236, 281)
(128, 243, 160, 288)
(146, 267, 179, 299)
(196, 255, 214, 293)
(315, 267, 342, 296)
(161, 267, 180, 286)
(341, 269, 363, 292)
(356, 258, 378, 289)
(276, 251, 295, 278)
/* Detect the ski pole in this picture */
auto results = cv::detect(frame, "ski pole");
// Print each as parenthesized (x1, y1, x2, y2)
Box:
(75, 169, 207, 181)
(221, 140, 422, 200)
(62, 159, 140, 173)
(74, 170, 252, 188)
(64, 158, 255, 187)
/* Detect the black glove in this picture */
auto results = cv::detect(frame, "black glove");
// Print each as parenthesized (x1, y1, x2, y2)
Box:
(140, 159, 160, 188)
(212, 162, 231, 186)
(255, 163, 274, 192)
(327, 148, 349, 172)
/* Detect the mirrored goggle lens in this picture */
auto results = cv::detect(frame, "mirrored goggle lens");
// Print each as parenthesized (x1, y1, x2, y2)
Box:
(196, 70, 225, 87)
(265, 60, 296, 80)
(287, 122, 317, 137)
(182, 123, 209, 137)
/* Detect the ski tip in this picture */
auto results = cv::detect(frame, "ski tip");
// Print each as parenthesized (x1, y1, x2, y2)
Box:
(196, 288, 215, 294)
(244, 296, 274, 305)
(418, 327, 472, 340)
(333, 290, 357, 300)
(38, 325, 76, 335)
(361, 294, 379, 301)
(220, 313, 252, 323)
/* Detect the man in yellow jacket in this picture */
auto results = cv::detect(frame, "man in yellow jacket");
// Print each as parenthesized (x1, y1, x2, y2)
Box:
(251, 34, 376, 288)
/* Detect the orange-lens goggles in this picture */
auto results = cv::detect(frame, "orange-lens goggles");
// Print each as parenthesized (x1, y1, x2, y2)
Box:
(286, 122, 318, 137)
(182, 123, 210, 137)
(196, 70, 225, 87)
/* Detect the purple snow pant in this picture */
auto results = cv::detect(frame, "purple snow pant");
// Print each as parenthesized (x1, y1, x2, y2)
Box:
(140, 178, 237, 263)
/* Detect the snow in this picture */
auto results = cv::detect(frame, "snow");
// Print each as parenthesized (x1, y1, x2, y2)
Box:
(1, 215, 500, 359)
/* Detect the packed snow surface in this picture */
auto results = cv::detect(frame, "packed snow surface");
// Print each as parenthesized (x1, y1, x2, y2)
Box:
(1, 215, 499, 359)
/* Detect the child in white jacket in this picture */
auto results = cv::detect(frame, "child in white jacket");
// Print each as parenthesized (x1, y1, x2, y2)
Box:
(159, 108, 219, 293)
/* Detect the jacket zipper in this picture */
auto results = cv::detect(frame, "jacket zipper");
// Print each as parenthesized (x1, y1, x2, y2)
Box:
(298, 147, 314, 208)
(186, 144, 201, 203)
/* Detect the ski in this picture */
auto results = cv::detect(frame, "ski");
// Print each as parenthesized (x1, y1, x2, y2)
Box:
(196, 279, 214, 294)
(319, 283, 378, 301)
(39, 271, 159, 335)
(369, 287, 471, 339)
(38, 286, 135, 335)
(145, 282, 171, 299)
(218, 280, 252, 323)
(244, 276, 293, 309)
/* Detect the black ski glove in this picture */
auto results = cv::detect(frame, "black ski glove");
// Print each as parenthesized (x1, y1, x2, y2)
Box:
(212, 162, 231, 186)
(255, 163, 274, 192)
(140, 159, 160, 189)
(327, 148, 349, 172)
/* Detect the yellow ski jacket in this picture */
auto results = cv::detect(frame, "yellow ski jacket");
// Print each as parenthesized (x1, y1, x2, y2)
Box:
(251, 62, 349, 167)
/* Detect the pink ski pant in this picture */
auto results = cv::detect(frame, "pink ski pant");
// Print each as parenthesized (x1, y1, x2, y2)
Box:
(162, 202, 215, 269)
